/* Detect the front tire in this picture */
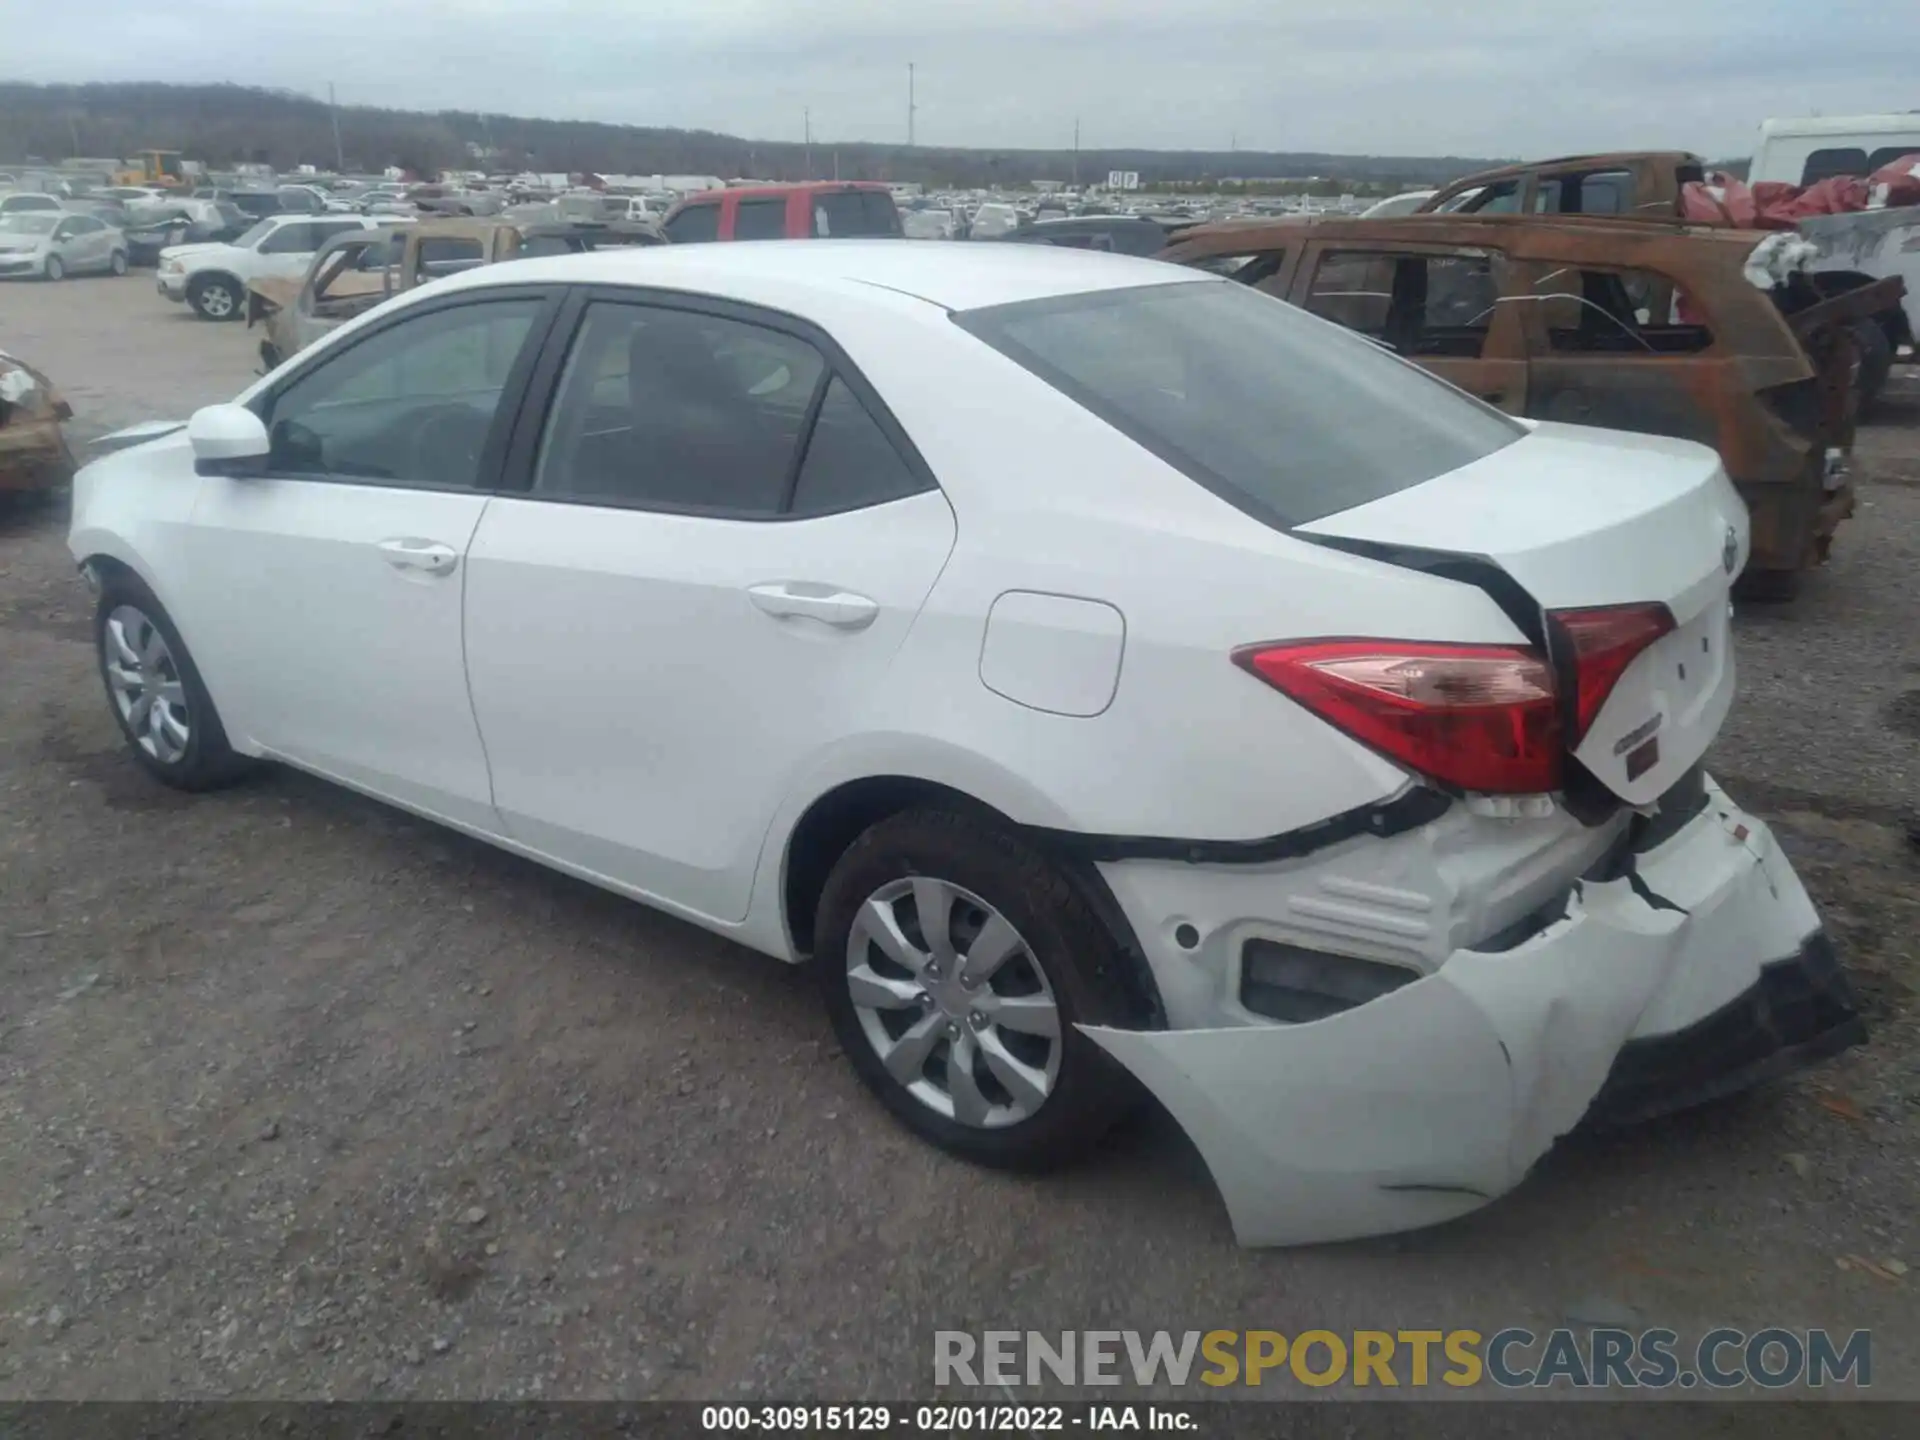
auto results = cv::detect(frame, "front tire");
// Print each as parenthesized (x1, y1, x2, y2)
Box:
(815, 808, 1143, 1169)
(188, 273, 242, 321)
(43, 253, 65, 281)
(108, 248, 129, 277)
(94, 573, 251, 791)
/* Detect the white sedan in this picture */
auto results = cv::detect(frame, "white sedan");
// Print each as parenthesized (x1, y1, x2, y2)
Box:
(69, 242, 1862, 1246)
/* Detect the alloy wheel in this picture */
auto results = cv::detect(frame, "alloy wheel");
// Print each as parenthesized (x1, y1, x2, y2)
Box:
(197, 283, 234, 318)
(845, 876, 1062, 1128)
(103, 605, 191, 764)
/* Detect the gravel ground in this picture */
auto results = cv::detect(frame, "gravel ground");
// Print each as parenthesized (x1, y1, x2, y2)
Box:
(0, 275, 1916, 1402)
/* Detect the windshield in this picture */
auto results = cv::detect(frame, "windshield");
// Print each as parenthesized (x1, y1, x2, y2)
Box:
(0, 214, 58, 235)
(233, 219, 276, 248)
(954, 279, 1523, 529)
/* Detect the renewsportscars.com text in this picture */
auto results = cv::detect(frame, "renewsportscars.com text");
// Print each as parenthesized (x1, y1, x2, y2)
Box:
(934, 1328, 1872, 1391)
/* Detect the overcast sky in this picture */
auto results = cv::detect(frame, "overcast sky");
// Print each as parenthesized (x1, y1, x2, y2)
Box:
(7, 0, 1915, 158)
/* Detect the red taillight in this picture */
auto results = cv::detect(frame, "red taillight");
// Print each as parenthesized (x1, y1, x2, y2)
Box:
(1549, 604, 1675, 744)
(1236, 641, 1562, 794)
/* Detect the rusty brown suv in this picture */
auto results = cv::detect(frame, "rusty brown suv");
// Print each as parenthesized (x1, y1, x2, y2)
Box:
(1159, 214, 1902, 595)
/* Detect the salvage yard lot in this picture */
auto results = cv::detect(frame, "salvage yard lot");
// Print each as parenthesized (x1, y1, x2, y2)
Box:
(1, 273, 1917, 1400)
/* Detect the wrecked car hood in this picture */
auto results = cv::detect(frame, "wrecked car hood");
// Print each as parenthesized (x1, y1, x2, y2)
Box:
(0, 350, 76, 493)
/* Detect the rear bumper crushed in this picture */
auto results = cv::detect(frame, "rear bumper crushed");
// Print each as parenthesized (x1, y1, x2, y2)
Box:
(1083, 776, 1864, 1247)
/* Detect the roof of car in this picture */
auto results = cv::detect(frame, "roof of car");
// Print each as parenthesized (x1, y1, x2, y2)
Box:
(432, 238, 1209, 312)
(675, 181, 893, 208)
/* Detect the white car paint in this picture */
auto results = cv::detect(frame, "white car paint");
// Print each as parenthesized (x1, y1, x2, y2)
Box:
(69, 242, 1842, 1245)
(154, 213, 383, 311)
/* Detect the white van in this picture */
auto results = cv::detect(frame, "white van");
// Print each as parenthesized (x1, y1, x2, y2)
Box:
(1751, 114, 1920, 188)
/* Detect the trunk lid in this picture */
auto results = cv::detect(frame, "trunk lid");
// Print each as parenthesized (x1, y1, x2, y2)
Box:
(1298, 421, 1746, 805)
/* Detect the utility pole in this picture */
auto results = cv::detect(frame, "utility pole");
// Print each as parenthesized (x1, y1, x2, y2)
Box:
(67, 112, 81, 159)
(804, 107, 812, 181)
(1072, 117, 1080, 187)
(329, 83, 345, 172)
(907, 63, 916, 147)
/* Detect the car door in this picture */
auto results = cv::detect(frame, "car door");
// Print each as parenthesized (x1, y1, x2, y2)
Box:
(254, 219, 362, 281)
(463, 292, 957, 923)
(177, 288, 558, 829)
(1289, 241, 1529, 413)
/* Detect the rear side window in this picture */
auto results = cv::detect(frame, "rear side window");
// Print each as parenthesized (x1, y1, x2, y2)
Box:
(1801, 148, 1868, 185)
(955, 280, 1522, 530)
(1530, 266, 1711, 355)
(664, 202, 719, 243)
(533, 301, 825, 513)
(735, 198, 788, 240)
(789, 378, 924, 516)
(1868, 146, 1920, 173)
(812, 190, 901, 237)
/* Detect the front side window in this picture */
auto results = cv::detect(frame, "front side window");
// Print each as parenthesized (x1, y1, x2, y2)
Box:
(263, 298, 541, 488)
(664, 202, 720, 243)
(1303, 249, 1499, 358)
(955, 279, 1522, 530)
(534, 301, 825, 513)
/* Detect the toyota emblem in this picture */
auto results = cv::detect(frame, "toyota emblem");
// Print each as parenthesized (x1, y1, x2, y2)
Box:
(1722, 526, 1739, 576)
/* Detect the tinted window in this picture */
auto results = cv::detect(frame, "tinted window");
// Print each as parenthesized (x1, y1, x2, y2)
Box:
(955, 280, 1522, 529)
(264, 299, 540, 487)
(812, 190, 900, 237)
(789, 378, 924, 515)
(665, 202, 720, 243)
(1304, 249, 1498, 358)
(735, 198, 788, 240)
(1868, 146, 1920, 173)
(1802, 148, 1868, 185)
(231, 193, 282, 217)
(534, 302, 825, 513)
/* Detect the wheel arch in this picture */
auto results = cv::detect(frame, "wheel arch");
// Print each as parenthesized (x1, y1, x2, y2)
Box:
(778, 773, 1165, 1029)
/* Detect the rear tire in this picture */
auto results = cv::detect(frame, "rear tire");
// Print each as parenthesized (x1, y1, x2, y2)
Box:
(815, 808, 1144, 1170)
(94, 572, 252, 791)
(188, 273, 242, 321)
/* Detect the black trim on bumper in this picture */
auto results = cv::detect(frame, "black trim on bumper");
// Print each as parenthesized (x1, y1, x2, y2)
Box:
(1585, 931, 1866, 1127)
(1027, 785, 1451, 867)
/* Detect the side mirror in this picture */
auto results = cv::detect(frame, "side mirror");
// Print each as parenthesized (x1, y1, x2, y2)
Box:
(188, 403, 271, 477)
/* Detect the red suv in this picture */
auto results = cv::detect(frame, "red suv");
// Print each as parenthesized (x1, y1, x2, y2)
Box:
(661, 182, 904, 243)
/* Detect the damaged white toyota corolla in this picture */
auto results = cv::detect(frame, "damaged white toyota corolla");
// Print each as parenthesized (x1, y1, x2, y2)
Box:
(69, 243, 1864, 1246)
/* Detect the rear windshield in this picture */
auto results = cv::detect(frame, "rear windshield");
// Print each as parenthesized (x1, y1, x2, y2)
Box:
(954, 279, 1522, 528)
(812, 189, 902, 238)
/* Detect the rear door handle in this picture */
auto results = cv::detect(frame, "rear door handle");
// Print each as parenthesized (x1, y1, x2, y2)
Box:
(376, 538, 459, 576)
(747, 582, 879, 631)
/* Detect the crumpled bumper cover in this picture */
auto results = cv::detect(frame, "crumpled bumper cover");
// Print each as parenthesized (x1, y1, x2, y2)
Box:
(1083, 778, 1864, 1247)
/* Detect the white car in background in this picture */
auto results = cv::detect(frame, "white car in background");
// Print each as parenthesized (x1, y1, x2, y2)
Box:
(0, 210, 128, 280)
(155, 213, 386, 320)
(68, 243, 1861, 1246)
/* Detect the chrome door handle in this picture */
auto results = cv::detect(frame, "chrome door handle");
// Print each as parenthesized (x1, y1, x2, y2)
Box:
(376, 538, 459, 576)
(747, 582, 879, 631)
